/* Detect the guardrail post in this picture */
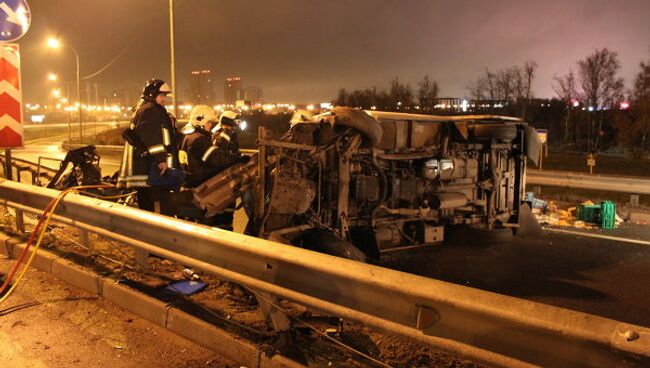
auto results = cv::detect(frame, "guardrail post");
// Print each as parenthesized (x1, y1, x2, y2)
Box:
(3, 149, 12, 181)
(15, 209, 24, 233)
(80, 229, 90, 249)
(630, 194, 640, 207)
(254, 290, 291, 332)
(135, 248, 150, 270)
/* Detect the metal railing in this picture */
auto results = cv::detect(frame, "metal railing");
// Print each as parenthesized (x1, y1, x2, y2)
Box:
(0, 155, 58, 185)
(0, 179, 647, 367)
(527, 169, 650, 195)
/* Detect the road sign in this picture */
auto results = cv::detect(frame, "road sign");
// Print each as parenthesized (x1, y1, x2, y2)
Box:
(587, 153, 596, 174)
(0, 0, 30, 42)
(0, 43, 22, 147)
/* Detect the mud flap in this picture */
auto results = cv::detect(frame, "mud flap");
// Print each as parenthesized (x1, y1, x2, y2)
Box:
(516, 203, 543, 237)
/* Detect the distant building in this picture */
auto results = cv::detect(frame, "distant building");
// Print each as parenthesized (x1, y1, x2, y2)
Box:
(244, 86, 263, 104)
(224, 76, 243, 105)
(189, 70, 215, 105)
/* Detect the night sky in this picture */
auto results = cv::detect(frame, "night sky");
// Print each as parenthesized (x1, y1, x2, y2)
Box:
(15, 0, 650, 104)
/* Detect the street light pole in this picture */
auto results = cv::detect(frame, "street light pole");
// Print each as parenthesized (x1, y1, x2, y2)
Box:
(169, 0, 178, 119)
(70, 46, 82, 144)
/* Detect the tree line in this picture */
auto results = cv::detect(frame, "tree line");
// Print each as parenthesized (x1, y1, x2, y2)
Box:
(335, 75, 439, 112)
(334, 48, 650, 154)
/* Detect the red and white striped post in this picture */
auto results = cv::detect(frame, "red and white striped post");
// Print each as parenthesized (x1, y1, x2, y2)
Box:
(0, 43, 23, 179)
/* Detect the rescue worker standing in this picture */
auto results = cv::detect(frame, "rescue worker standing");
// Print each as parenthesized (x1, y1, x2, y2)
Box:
(179, 105, 240, 188)
(211, 110, 242, 158)
(208, 110, 245, 231)
(117, 79, 180, 215)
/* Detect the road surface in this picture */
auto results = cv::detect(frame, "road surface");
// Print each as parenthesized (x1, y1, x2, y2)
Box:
(380, 223, 650, 328)
(14, 124, 123, 177)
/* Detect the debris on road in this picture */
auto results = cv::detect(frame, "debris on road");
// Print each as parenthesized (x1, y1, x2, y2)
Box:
(528, 192, 621, 230)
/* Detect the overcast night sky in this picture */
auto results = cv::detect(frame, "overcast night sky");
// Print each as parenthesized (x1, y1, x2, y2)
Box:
(16, 0, 650, 104)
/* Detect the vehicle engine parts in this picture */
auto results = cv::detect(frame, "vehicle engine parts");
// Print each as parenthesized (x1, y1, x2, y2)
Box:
(195, 108, 534, 260)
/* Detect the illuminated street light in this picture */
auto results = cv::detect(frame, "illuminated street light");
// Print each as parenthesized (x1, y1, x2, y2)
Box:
(46, 37, 82, 143)
(47, 72, 58, 82)
(46, 37, 60, 49)
(51, 88, 61, 98)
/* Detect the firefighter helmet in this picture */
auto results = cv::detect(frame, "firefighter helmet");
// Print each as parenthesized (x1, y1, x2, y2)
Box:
(219, 110, 240, 127)
(142, 79, 172, 101)
(189, 105, 218, 127)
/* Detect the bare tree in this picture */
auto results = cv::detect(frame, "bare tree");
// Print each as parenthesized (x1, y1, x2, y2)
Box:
(484, 67, 497, 100)
(519, 61, 538, 119)
(577, 48, 625, 151)
(390, 77, 413, 108)
(632, 56, 650, 150)
(553, 70, 578, 142)
(465, 78, 486, 101)
(417, 75, 439, 111)
(336, 88, 349, 106)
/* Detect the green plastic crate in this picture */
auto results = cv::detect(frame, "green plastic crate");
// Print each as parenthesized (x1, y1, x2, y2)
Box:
(577, 204, 600, 223)
(577, 201, 616, 229)
(600, 201, 616, 229)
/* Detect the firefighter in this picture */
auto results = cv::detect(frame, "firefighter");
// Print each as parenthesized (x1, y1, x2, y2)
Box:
(117, 79, 180, 215)
(211, 110, 242, 157)
(207, 110, 245, 231)
(179, 105, 240, 188)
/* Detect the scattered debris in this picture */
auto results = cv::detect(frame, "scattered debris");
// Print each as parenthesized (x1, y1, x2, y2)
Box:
(165, 280, 208, 296)
(182, 268, 201, 281)
(527, 192, 620, 229)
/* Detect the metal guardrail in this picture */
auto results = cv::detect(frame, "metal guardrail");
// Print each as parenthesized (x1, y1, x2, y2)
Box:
(0, 155, 58, 185)
(527, 169, 650, 195)
(0, 180, 648, 367)
(62, 144, 258, 156)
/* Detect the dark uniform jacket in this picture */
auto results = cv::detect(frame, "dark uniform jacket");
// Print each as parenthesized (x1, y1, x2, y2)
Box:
(117, 101, 179, 188)
(179, 125, 240, 188)
(212, 129, 241, 157)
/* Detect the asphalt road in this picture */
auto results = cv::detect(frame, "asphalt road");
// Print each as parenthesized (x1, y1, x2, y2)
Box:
(0, 261, 234, 368)
(379, 223, 650, 328)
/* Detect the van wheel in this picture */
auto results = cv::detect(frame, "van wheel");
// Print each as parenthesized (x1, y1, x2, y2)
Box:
(292, 228, 368, 262)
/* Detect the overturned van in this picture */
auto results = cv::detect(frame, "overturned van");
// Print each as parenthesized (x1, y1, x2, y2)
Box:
(194, 107, 541, 261)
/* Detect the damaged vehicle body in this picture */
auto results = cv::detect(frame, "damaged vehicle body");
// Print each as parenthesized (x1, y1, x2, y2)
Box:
(195, 107, 540, 261)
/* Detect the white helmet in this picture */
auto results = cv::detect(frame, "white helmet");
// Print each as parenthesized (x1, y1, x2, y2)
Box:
(219, 110, 240, 127)
(189, 105, 217, 127)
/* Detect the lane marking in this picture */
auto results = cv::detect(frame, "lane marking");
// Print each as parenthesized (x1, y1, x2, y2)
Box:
(543, 227, 650, 247)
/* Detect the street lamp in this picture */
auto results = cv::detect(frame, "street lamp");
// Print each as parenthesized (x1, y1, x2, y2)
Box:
(169, 0, 178, 119)
(47, 72, 57, 82)
(46, 37, 83, 144)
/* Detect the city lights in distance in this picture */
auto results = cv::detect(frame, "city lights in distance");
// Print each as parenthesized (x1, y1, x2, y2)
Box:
(47, 73, 58, 81)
